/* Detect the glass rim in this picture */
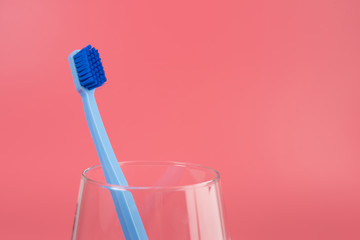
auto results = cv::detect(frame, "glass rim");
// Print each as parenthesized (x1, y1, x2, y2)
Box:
(82, 161, 220, 191)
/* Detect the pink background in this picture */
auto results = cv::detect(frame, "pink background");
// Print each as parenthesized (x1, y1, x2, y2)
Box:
(1, 0, 360, 239)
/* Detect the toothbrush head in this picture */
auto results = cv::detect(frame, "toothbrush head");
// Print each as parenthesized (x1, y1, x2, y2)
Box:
(70, 45, 107, 92)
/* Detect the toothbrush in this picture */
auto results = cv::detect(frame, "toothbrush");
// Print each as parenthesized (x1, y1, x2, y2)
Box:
(68, 45, 148, 240)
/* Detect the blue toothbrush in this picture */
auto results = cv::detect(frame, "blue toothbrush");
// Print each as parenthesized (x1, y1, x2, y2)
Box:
(68, 45, 148, 240)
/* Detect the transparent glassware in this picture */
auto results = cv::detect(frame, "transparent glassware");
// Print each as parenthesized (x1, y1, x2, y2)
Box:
(72, 161, 230, 240)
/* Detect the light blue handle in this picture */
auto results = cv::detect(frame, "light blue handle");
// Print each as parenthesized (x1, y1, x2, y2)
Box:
(81, 91, 148, 240)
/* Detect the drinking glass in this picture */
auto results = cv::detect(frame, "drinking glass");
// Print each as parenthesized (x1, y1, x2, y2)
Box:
(72, 161, 230, 239)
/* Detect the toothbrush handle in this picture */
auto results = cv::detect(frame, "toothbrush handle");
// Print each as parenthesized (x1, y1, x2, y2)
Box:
(81, 91, 127, 184)
(81, 92, 148, 240)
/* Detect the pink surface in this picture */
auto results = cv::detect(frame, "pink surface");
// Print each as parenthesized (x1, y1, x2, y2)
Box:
(1, 0, 360, 239)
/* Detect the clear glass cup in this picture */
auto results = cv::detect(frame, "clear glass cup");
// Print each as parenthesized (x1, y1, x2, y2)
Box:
(72, 161, 230, 240)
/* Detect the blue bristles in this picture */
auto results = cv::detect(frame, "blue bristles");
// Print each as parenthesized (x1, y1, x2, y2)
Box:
(73, 45, 107, 90)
